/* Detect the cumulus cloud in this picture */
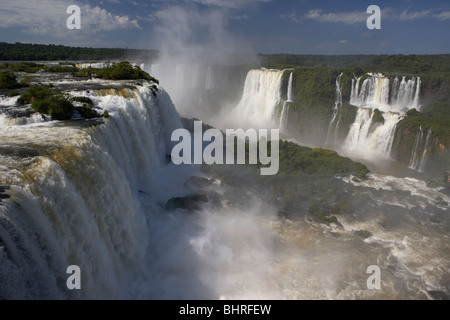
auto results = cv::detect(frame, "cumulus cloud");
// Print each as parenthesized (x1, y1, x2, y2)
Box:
(0, 0, 140, 36)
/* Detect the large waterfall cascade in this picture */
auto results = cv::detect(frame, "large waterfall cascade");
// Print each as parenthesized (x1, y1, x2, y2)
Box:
(0, 82, 183, 299)
(342, 73, 422, 159)
(230, 69, 284, 129)
(230, 69, 295, 130)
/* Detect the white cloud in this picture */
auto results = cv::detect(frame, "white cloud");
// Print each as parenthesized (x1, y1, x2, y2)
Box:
(0, 0, 141, 36)
(339, 40, 348, 44)
(399, 9, 432, 20)
(305, 9, 367, 25)
(434, 11, 450, 21)
(304, 7, 450, 25)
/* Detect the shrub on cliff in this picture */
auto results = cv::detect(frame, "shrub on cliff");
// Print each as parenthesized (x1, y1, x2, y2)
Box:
(32, 96, 74, 120)
(18, 86, 74, 120)
(85, 61, 159, 82)
(0, 70, 27, 89)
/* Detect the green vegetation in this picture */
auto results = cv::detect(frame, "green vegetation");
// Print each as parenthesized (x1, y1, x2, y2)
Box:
(265, 54, 450, 171)
(18, 86, 74, 120)
(8, 90, 20, 97)
(71, 96, 93, 105)
(0, 62, 78, 73)
(77, 105, 101, 119)
(281, 67, 359, 142)
(71, 96, 101, 119)
(202, 139, 369, 225)
(372, 109, 384, 125)
(262, 54, 450, 75)
(0, 42, 158, 61)
(392, 100, 450, 173)
(32, 95, 74, 120)
(278, 142, 369, 179)
(17, 85, 53, 104)
(95, 61, 156, 81)
(74, 61, 158, 82)
(0, 70, 27, 89)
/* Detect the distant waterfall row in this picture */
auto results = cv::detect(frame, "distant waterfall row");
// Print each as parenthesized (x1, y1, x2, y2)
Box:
(327, 73, 423, 162)
(350, 73, 421, 112)
(220, 68, 428, 170)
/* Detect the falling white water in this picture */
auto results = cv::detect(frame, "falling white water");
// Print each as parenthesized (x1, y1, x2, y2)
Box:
(0, 83, 183, 299)
(344, 73, 421, 158)
(344, 109, 401, 158)
(418, 128, 432, 172)
(326, 73, 344, 144)
(229, 69, 284, 129)
(351, 73, 421, 113)
(286, 72, 294, 102)
(279, 72, 294, 132)
(279, 101, 290, 132)
(409, 126, 424, 170)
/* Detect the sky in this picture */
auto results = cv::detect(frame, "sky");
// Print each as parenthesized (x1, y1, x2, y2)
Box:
(0, 0, 449, 54)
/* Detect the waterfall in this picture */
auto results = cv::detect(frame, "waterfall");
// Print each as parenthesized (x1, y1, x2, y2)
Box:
(279, 72, 294, 132)
(343, 109, 401, 158)
(287, 72, 293, 102)
(409, 126, 424, 170)
(350, 73, 420, 112)
(418, 128, 432, 172)
(230, 69, 284, 129)
(326, 73, 343, 144)
(344, 73, 421, 158)
(0, 83, 182, 299)
(279, 101, 290, 132)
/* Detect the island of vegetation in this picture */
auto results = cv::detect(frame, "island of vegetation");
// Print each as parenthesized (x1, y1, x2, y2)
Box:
(1, 60, 158, 120)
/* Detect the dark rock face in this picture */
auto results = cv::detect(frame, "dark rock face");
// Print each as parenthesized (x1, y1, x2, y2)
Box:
(0, 185, 10, 203)
(166, 191, 209, 211)
(428, 290, 449, 300)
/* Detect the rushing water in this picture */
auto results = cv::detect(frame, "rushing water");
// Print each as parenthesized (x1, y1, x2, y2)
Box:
(0, 71, 448, 300)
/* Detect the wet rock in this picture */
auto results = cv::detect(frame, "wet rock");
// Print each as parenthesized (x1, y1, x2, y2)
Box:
(355, 230, 372, 239)
(183, 176, 212, 189)
(0, 185, 11, 203)
(428, 290, 449, 300)
(166, 191, 209, 211)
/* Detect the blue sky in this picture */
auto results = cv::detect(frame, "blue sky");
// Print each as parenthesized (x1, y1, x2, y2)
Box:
(0, 0, 449, 54)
